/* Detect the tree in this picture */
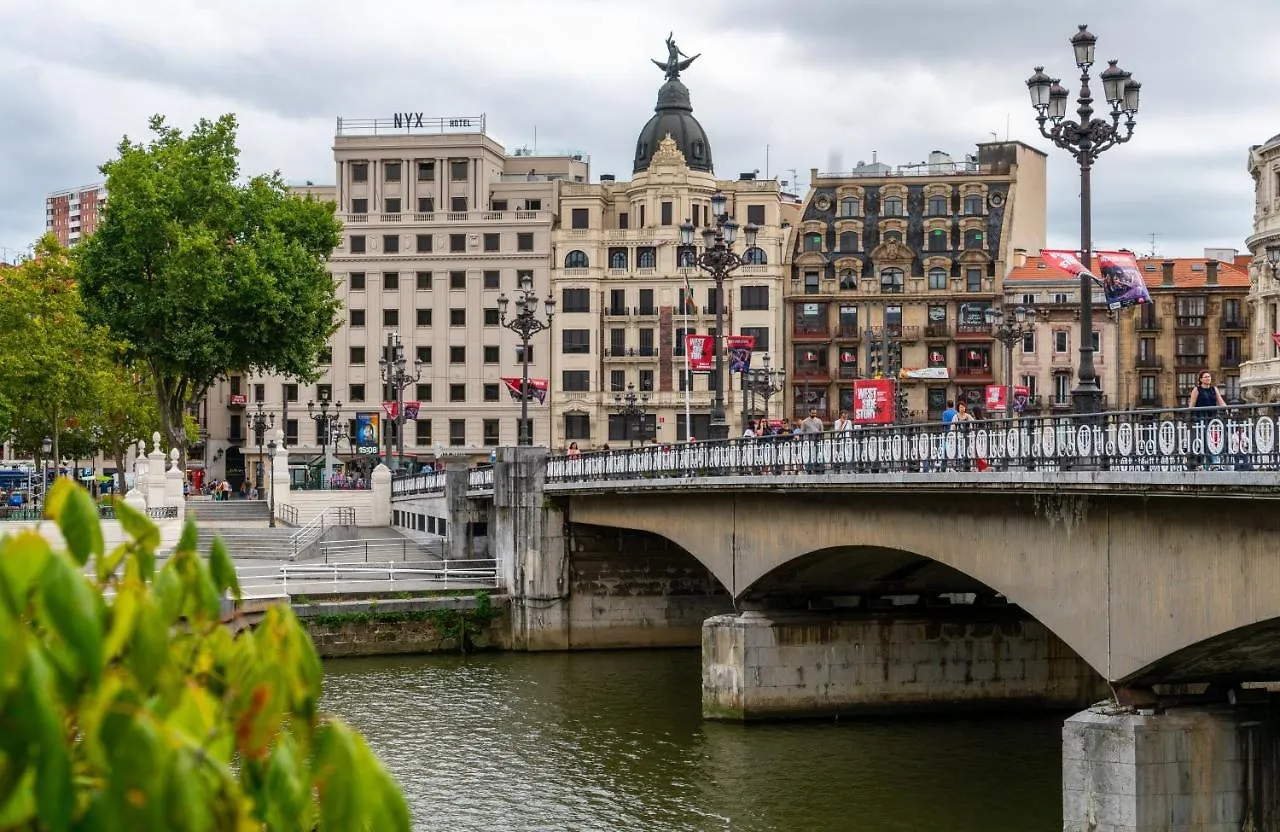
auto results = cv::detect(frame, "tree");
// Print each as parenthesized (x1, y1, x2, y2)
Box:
(0, 479, 410, 830)
(77, 114, 343, 464)
(83, 359, 162, 496)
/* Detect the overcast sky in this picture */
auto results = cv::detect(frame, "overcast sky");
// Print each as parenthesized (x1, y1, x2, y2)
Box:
(2, 0, 1276, 263)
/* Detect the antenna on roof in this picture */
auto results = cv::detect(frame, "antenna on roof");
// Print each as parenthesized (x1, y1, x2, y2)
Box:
(1146, 232, 1160, 258)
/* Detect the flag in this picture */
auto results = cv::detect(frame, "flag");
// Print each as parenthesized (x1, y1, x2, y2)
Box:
(685, 335, 714, 370)
(683, 272, 697, 315)
(403, 401, 421, 420)
(381, 401, 399, 419)
(1041, 248, 1152, 310)
(500, 377, 548, 404)
(726, 335, 755, 373)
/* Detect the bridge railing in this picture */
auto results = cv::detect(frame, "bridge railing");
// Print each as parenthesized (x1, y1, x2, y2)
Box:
(234, 559, 500, 598)
(468, 465, 493, 490)
(546, 403, 1280, 482)
(391, 470, 446, 497)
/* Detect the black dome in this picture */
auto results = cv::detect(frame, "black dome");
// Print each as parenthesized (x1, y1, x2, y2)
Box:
(633, 79, 713, 174)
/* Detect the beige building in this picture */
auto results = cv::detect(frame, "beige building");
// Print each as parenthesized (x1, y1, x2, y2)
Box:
(549, 65, 798, 448)
(786, 142, 1046, 421)
(1241, 130, 1280, 400)
(202, 115, 588, 488)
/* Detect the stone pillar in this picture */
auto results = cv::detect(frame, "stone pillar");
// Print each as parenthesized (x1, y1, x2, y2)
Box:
(163, 448, 185, 523)
(1063, 705, 1280, 831)
(270, 430, 290, 522)
(701, 609, 1108, 721)
(146, 433, 167, 510)
(444, 460, 473, 562)
(493, 446, 568, 650)
(126, 438, 149, 509)
(369, 464, 391, 526)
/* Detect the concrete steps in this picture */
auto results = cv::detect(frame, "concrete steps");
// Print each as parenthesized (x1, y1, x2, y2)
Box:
(185, 500, 271, 524)
(189, 527, 299, 561)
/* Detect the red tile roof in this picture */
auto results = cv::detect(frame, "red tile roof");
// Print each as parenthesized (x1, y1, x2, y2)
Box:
(1006, 255, 1249, 289)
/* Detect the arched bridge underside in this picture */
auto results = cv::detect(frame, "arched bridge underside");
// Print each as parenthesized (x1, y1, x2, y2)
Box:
(566, 488, 1280, 686)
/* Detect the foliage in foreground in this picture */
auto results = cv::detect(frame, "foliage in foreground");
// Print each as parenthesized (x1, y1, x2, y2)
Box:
(0, 479, 409, 831)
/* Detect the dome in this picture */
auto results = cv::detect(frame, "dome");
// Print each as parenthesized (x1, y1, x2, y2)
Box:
(633, 78, 713, 174)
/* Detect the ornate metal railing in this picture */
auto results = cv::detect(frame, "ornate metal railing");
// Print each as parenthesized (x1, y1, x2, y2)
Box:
(146, 506, 179, 519)
(0, 507, 42, 521)
(468, 465, 494, 490)
(546, 404, 1280, 482)
(391, 470, 446, 497)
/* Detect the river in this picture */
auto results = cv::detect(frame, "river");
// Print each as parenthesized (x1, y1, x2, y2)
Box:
(321, 650, 1064, 831)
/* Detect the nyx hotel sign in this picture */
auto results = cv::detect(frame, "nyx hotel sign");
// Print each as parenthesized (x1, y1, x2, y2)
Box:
(394, 112, 425, 129)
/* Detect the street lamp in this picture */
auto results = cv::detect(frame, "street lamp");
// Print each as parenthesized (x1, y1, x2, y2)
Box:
(1266, 245, 1280, 279)
(40, 435, 52, 506)
(1027, 24, 1140, 413)
(743, 353, 786, 425)
(497, 273, 555, 446)
(612, 382, 650, 447)
(247, 402, 275, 498)
(985, 305, 1038, 418)
(265, 436, 277, 528)
(307, 397, 343, 488)
(681, 196, 759, 439)
(378, 332, 421, 470)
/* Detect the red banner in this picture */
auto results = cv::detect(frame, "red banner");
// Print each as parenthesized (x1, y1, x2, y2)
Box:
(500, 377, 548, 404)
(382, 401, 398, 419)
(1272, 333, 1280, 351)
(229, 393, 247, 406)
(726, 335, 755, 373)
(853, 379, 895, 424)
(985, 385, 1008, 412)
(685, 334, 714, 371)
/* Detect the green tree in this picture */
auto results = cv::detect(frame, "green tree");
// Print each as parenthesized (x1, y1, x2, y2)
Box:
(83, 359, 162, 496)
(77, 115, 343, 464)
(0, 479, 410, 830)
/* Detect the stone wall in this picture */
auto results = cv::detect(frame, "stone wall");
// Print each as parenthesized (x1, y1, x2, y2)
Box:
(702, 608, 1109, 720)
(568, 523, 733, 649)
(295, 595, 506, 658)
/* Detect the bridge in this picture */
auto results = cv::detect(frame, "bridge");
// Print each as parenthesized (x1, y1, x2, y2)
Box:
(393, 404, 1280, 830)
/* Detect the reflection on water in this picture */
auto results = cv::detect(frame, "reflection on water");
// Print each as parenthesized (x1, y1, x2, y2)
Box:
(321, 650, 1063, 832)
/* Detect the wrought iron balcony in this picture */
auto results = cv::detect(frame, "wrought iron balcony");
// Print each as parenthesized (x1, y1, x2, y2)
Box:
(1135, 317, 1161, 332)
(924, 323, 951, 339)
(1135, 355, 1163, 369)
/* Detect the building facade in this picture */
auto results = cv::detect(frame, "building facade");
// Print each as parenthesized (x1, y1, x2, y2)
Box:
(45, 183, 106, 247)
(201, 115, 588, 488)
(1241, 131, 1280, 401)
(1115, 254, 1250, 408)
(786, 142, 1047, 422)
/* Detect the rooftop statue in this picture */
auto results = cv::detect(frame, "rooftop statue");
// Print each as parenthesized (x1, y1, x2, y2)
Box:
(652, 32, 700, 81)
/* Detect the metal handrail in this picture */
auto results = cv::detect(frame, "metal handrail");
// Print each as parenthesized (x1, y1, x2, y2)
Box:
(288, 505, 357, 560)
(391, 470, 446, 496)
(233, 558, 500, 597)
(468, 466, 494, 490)
(278, 503, 299, 526)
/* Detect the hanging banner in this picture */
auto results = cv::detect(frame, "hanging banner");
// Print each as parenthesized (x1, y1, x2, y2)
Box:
(726, 335, 756, 373)
(1272, 333, 1280, 351)
(354, 412, 381, 454)
(1041, 249, 1152, 310)
(685, 334, 714, 371)
(1012, 385, 1031, 413)
(402, 401, 421, 421)
(898, 367, 950, 380)
(853, 379, 895, 424)
(500, 377, 549, 404)
(985, 385, 1008, 412)
(381, 400, 398, 420)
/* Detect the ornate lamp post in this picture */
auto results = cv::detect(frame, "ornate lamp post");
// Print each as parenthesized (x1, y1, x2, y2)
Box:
(612, 382, 650, 447)
(497, 273, 555, 446)
(307, 397, 343, 488)
(985, 305, 1038, 418)
(743, 353, 786, 425)
(1267, 245, 1280, 278)
(40, 435, 52, 506)
(378, 332, 421, 470)
(265, 435, 277, 528)
(1027, 24, 1141, 414)
(247, 401, 274, 497)
(681, 194, 759, 439)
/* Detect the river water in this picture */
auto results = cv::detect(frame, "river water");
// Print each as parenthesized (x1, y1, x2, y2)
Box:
(321, 650, 1064, 831)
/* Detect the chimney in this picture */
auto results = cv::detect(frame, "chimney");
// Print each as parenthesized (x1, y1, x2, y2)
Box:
(1161, 260, 1176, 287)
(1205, 259, 1219, 286)
(1014, 248, 1028, 267)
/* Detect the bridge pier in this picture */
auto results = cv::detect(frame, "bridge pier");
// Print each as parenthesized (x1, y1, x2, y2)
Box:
(701, 607, 1108, 721)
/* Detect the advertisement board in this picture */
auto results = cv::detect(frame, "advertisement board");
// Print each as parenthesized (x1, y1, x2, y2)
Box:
(355, 412, 380, 454)
(853, 379, 895, 424)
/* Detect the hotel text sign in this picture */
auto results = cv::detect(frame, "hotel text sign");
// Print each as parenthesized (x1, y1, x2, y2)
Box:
(392, 112, 477, 129)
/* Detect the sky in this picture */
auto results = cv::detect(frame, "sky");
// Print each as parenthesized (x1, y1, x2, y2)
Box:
(1, 0, 1277, 263)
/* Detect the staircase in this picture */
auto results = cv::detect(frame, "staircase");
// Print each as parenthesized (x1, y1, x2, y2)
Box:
(192, 527, 300, 561)
(185, 500, 272, 524)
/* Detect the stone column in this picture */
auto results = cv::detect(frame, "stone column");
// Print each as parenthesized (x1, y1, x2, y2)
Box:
(369, 463, 391, 526)
(146, 433, 167, 510)
(444, 460, 473, 562)
(163, 449, 185, 523)
(493, 446, 568, 650)
(271, 429, 290, 522)
(126, 438, 149, 510)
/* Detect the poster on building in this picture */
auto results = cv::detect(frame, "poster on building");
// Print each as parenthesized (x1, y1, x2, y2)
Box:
(853, 379, 895, 424)
(1041, 248, 1152, 310)
(500, 377, 549, 404)
(685, 334, 715, 371)
(985, 385, 1008, 412)
(899, 367, 950, 380)
(354, 412, 380, 454)
(726, 335, 756, 373)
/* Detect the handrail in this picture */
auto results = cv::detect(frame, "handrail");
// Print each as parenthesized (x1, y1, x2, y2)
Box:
(233, 558, 500, 596)
(288, 505, 357, 560)
(468, 465, 493, 490)
(278, 503, 299, 526)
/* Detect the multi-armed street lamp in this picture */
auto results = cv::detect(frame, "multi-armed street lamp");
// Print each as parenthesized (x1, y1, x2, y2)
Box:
(985, 306, 1038, 419)
(378, 333, 421, 471)
(247, 402, 275, 497)
(1027, 24, 1141, 414)
(612, 382, 650, 447)
(680, 192, 760, 440)
(307, 397, 343, 488)
(497, 274, 555, 446)
(743, 354, 786, 426)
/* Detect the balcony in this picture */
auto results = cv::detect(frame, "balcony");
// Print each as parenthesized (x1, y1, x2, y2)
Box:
(924, 323, 951, 339)
(1135, 318, 1161, 332)
(1221, 354, 1244, 369)
(955, 366, 994, 380)
(1175, 353, 1208, 369)
(1135, 355, 1163, 369)
(955, 323, 993, 338)
(702, 305, 727, 316)
(340, 209, 552, 225)
(793, 323, 831, 340)
(1136, 395, 1163, 409)
(602, 347, 657, 360)
(1175, 316, 1206, 329)
(228, 394, 247, 409)
(792, 368, 831, 382)
(835, 324, 862, 340)
(836, 366, 859, 379)
(604, 306, 630, 318)
(1221, 316, 1247, 331)
(869, 325, 920, 342)
(636, 306, 658, 317)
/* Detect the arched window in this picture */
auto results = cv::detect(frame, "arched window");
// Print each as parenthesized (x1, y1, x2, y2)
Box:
(883, 230, 903, 244)
(610, 250, 628, 270)
(880, 268, 905, 294)
(964, 229, 985, 250)
(637, 248, 656, 269)
(964, 194, 984, 215)
(928, 267, 948, 290)
(678, 247, 696, 267)
(839, 269, 857, 290)
(803, 233, 823, 252)
(840, 197, 861, 218)
(743, 247, 767, 265)
(838, 231, 858, 252)
(928, 229, 948, 252)
(882, 196, 904, 217)
(564, 250, 589, 269)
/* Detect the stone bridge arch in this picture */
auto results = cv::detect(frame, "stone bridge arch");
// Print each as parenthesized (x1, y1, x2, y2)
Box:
(566, 487, 1280, 685)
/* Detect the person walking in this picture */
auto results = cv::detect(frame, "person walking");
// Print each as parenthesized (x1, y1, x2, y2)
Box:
(1189, 370, 1227, 468)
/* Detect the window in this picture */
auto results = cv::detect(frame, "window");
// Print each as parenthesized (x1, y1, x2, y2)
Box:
(416, 271, 432, 290)
(928, 267, 948, 290)
(415, 234, 432, 253)
(609, 329, 626, 355)
(483, 233, 500, 252)
(794, 302, 828, 336)
(417, 161, 434, 182)
(527, 199, 542, 211)
(562, 329, 590, 354)
(1223, 298, 1242, 325)
(348, 384, 365, 402)
(1054, 331, 1069, 353)
(449, 346, 465, 363)
(1092, 330, 1101, 354)
(483, 345, 500, 363)
(1223, 375, 1241, 401)
(418, 197, 434, 213)
(451, 197, 467, 213)
(840, 197, 860, 217)
(964, 229, 984, 249)
(350, 235, 366, 254)
(744, 246, 767, 264)
(450, 271, 466, 290)
(638, 289, 654, 315)
(482, 419, 499, 445)
(563, 370, 590, 391)
(416, 309, 432, 326)
(483, 270, 500, 290)
(564, 413, 591, 440)
(674, 327, 692, 356)
(517, 233, 534, 251)
(384, 162, 401, 182)
(1139, 375, 1157, 404)
(838, 231, 858, 252)
(383, 272, 399, 290)
(746, 204, 766, 226)
(280, 383, 298, 403)
(570, 208, 589, 229)
(1176, 334, 1207, 362)
(449, 234, 466, 253)
(1020, 375, 1038, 398)
(317, 348, 331, 364)
(515, 345, 534, 363)
(741, 286, 770, 310)
(803, 232, 823, 252)
(416, 347, 431, 365)
(638, 328, 655, 357)
(1225, 336, 1243, 365)
(384, 197, 400, 214)
(740, 326, 769, 352)
(618, 212, 629, 229)
(349, 346, 365, 364)
(383, 234, 399, 254)
(1022, 330, 1036, 353)
(382, 309, 398, 326)
(450, 160, 469, 181)
(483, 384, 500, 403)
(609, 249, 628, 270)
(609, 370, 625, 392)
(351, 162, 368, 182)
(804, 271, 821, 295)
(966, 268, 982, 293)
(958, 345, 991, 376)
(880, 268, 904, 294)
(351, 198, 368, 215)
(964, 194, 984, 215)
(637, 247, 656, 269)
(450, 384, 466, 403)
(410, 382, 430, 402)
(1177, 296, 1207, 326)
(449, 419, 466, 446)
(928, 229, 948, 252)
(415, 419, 432, 445)
(349, 308, 365, 327)
(1054, 374, 1071, 405)
(883, 230, 903, 243)
(928, 195, 948, 216)
(450, 309, 466, 326)
(660, 201, 673, 226)
(839, 269, 856, 290)
(564, 250, 589, 268)
(882, 196, 903, 216)
(253, 383, 265, 402)
(639, 370, 654, 392)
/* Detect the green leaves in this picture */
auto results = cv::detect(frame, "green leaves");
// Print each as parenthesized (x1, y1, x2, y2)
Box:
(47, 478, 103, 566)
(37, 552, 105, 685)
